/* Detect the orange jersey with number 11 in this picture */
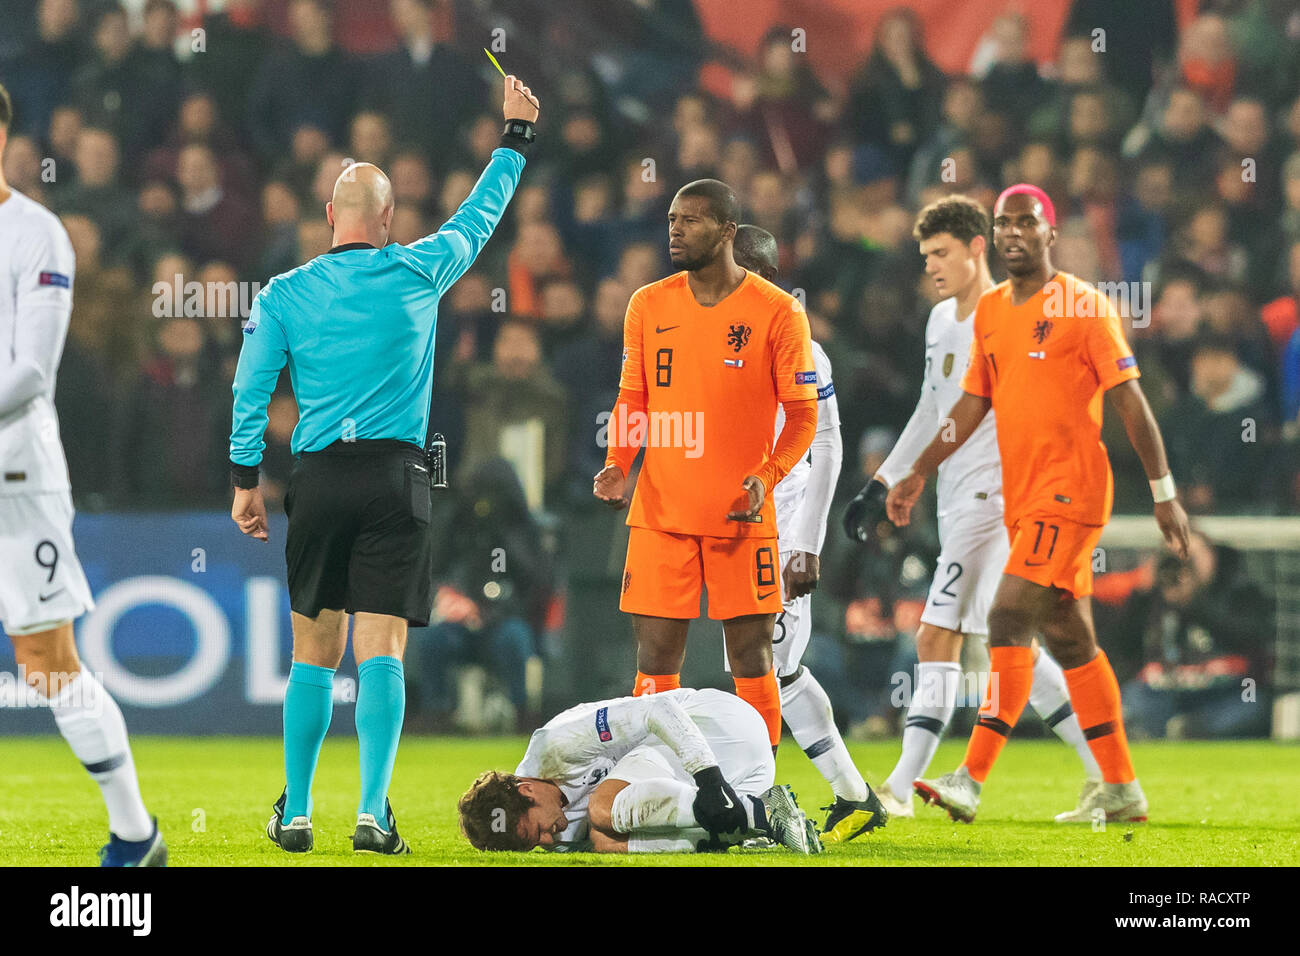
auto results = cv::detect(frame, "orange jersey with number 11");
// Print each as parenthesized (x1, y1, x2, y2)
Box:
(960, 272, 1140, 528)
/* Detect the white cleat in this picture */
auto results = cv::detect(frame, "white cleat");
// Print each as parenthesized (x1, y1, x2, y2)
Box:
(1054, 779, 1148, 824)
(914, 767, 980, 823)
(759, 784, 823, 855)
(1055, 778, 1104, 821)
(876, 780, 915, 819)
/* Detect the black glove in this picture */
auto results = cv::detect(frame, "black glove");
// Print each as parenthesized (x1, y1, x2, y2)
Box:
(691, 766, 747, 837)
(842, 478, 890, 542)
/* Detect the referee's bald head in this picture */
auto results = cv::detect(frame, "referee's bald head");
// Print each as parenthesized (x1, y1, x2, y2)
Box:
(327, 162, 395, 247)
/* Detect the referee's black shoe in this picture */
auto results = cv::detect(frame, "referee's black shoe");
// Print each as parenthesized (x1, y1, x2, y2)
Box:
(266, 790, 314, 853)
(353, 800, 412, 855)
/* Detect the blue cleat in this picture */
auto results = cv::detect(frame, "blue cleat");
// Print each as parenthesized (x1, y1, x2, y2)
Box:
(99, 820, 167, 867)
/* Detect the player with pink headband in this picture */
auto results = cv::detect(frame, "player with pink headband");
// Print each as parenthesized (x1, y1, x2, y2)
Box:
(887, 182, 1190, 825)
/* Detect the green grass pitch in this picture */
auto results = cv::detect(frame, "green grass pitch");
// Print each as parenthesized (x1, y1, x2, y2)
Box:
(3, 736, 1298, 866)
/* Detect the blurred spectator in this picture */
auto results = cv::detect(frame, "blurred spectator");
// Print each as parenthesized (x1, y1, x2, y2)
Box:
(553, 275, 627, 495)
(1116, 158, 1173, 284)
(61, 212, 142, 384)
(507, 221, 571, 318)
(1162, 332, 1275, 514)
(451, 321, 569, 499)
(1, 131, 48, 202)
(54, 126, 135, 253)
(1176, 13, 1237, 116)
(176, 143, 259, 270)
(185, 0, 269, 140)
(845, 8, 944, 170)
(116, 316, 230, 505)
(246, 0, 359, 163)
(733, 25, 833, 172)
(1, 0, 84, 139)
(68, 3, 178, 159)
(972, 13, 1050, 135)
(414, 457, 555, 731)
(362, 0, 482, 170)
(1133, 87, 1223, 195)
(1105, 532, 1273, 738)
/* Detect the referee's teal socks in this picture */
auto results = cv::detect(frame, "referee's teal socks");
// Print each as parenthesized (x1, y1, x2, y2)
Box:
(356, 655, 406, 829)
(283, 661, 335, 822)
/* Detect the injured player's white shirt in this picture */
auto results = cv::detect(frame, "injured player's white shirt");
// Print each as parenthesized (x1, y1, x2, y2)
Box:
(514, 688, 717, 850)
(875, 296, 1001, 516)
(0, 188, 76, 497)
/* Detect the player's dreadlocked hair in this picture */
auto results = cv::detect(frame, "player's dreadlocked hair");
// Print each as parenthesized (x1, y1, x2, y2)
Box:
(912, 194, 990, 245)
(675, 179, 740, 227)
(458, 770, 534, 852)
(0, 84, 12, 131)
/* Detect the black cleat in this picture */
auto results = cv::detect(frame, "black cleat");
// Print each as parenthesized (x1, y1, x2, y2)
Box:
(352, 800, 412, 855)
(266, 790, 313, 853)
(821, 786, 889, 843)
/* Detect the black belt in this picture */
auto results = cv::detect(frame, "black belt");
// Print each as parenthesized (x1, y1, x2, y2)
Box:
(298, 439, 422, 459)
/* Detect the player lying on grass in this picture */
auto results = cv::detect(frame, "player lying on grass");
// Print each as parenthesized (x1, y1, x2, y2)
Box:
(843, 196, 1102, 820)
(730, 225, 886, 843)
(457, 688, 821, 854)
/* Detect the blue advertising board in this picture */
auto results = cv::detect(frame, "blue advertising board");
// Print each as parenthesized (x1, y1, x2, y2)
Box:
(1, 512, 356, 734)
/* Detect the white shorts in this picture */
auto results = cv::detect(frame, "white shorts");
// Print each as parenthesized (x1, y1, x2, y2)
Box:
(919, 495, 1008, 636)
(609, 688, 774, 798)
(0, 492, 95, 635)
(722, 551, 814, 679)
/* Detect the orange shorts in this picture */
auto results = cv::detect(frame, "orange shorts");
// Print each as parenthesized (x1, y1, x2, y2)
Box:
(620, 526, 783, 621)
(1005, 514, 1105, 598)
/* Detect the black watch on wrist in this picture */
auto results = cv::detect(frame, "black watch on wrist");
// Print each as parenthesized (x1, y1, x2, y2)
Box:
(503, 119, 536, 143)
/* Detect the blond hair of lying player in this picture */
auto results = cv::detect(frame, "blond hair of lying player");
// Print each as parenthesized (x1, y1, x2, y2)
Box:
(458, 688, 820, 854)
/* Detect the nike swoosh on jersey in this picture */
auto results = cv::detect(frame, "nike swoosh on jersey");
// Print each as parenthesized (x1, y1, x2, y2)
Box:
(757, 590, 776, 600)
(656, 325, 681, 333)
(39, 588, 66, 602)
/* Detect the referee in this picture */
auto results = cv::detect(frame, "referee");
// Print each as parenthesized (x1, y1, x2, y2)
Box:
(230, 75, 540, 856)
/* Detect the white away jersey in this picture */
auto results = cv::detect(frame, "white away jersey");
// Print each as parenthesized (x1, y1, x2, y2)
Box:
(876, 297, 1001, 516)
(515, 688, 718, 848)
(0, 189, 75, 496)
(773, 340, 841, 553)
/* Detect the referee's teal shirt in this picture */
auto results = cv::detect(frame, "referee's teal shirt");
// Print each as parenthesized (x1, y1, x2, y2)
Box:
(229, 147, 525, 470)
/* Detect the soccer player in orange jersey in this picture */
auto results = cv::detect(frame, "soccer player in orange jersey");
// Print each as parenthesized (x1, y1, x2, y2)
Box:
(887, 184, 1191, 824)
(592, 179, 819, 749)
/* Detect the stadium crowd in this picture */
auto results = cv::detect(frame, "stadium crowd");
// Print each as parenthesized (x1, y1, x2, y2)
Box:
(1, 0, 1293, 734)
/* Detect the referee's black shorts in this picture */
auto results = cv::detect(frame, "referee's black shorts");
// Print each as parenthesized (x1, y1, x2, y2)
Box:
(284, 439, 434, 626)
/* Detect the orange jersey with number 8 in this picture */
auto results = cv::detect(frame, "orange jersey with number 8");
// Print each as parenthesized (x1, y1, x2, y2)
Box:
(616, 271, 816, 538)
(960, 272, 1139, 528)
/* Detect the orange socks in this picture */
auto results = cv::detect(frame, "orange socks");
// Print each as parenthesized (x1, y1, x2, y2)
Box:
(1063, 650, 1135, 784)
(734, 670, 781, 746)
(962, 645, 1034, 783)
(633, 671, 680, 696)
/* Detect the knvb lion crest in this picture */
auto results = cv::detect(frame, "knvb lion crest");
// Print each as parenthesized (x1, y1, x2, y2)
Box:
(1032, 320, 1054, 344)
(727, 323, 751, 353)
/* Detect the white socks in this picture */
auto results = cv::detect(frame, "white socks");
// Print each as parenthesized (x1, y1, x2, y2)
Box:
(1028, 650, 1103, 780)
(780, 668, 868, 802)
(609, 778, 698, 833)
(886, 660, 961, 795)
(49, 670, 153, 841)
